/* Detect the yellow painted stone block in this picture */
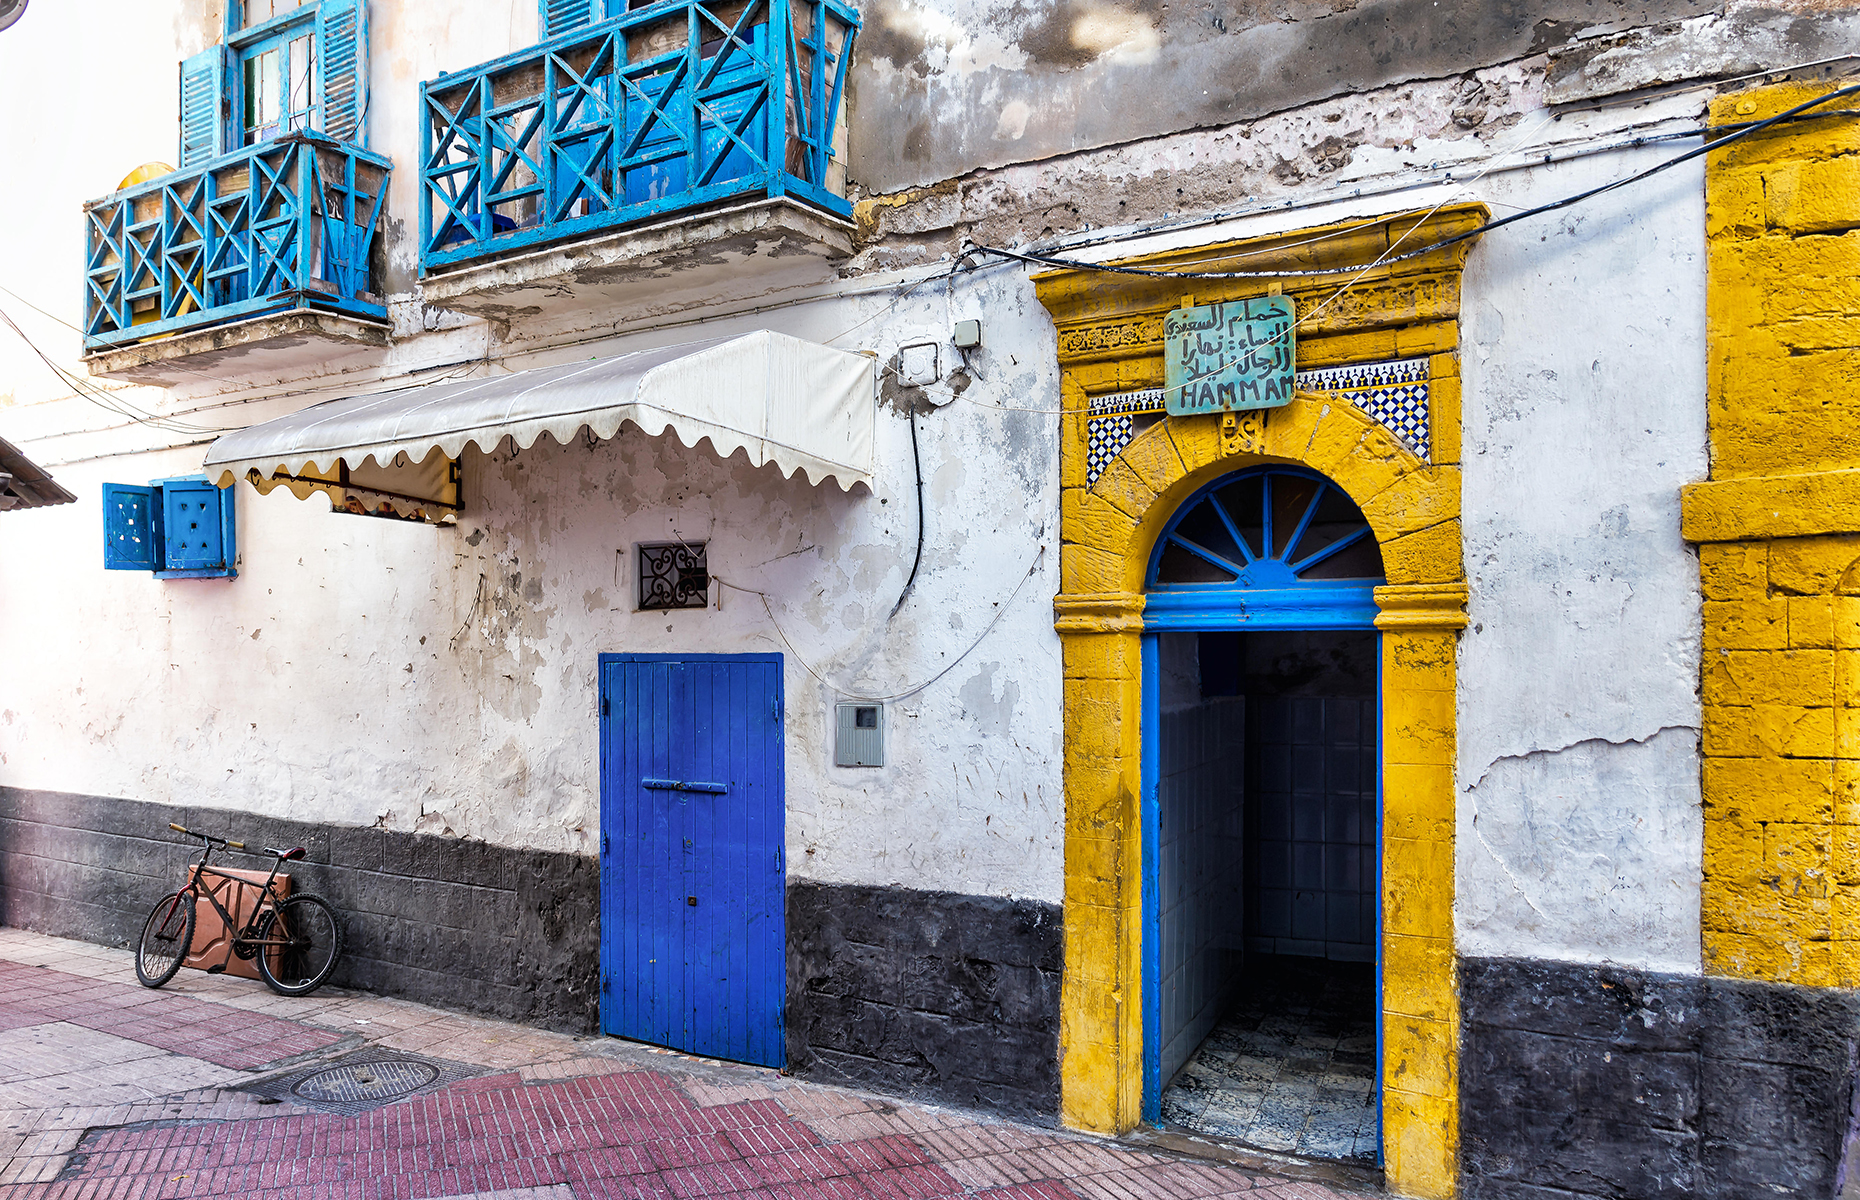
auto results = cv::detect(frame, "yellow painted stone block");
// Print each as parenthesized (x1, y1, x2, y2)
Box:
(1384, 763, 1455, 841)
(1703, 598, 1789, 650)
(1702, 755, 1834, 824)
(1707, 165, 1768, 239)
(1065, 830, 1123, 889)
(1386, 688, 1457, 766)
(1768, 155, 1860, 237)
(1091, 456, 1160, 521)
(1066, 904, 1126, 986)
(1385, 836, 1454, 938)
(1062, 633, 1141, 682)
(1701, 707, 1761, 758)
(1710, 83, 1860, 149)
(1384, 631, 1457, 691)
(1394, 320, 1457, 359)
(1836, 827, 1860, 889)
(1360, 468, 1462, 541)
(1836, 760, 1860, 826)
(1117, 425, 1186, 496)
(1702, 814, 1765, 886)
(1384, 1014, 1455, 1099)
(1837, 651, 1860, 705)
(1383, 1089, 1457, 1200)
(1063, 487, 1140, 552)
(1706, 703, 1834, 758)
(1382, 520, 1465, 587)
(1765, 819, 1833, 880)
(1771, 535, 1860, 597)
(1790, 596, 1836, 650)
(1428, 372, 1462, 466)
(1062, 544, 1129, 598)
(1296, 405, 1374, 480)
(1702, 649, 1835, 708)
(1383, 934, 1455, 1022)
(1699, 543, 1769, 601)
(1165, 414, 1225, 476)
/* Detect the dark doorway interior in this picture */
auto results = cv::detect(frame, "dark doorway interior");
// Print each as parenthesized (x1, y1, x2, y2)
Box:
(1153, 630, 1379, 1163)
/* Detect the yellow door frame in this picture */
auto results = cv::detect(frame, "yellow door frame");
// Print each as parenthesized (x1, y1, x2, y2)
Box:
(1035, 205, 1484, 1198)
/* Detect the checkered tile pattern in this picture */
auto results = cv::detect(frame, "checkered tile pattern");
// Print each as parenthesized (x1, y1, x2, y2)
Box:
(1086, 415, 1136, 488)
(1081, 362, 1431, 488)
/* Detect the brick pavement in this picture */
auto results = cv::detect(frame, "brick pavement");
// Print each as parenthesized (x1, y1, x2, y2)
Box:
(0, 929, 1374, 1200)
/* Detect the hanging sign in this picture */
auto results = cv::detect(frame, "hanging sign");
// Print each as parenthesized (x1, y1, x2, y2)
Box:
(1163, 296, 1296, 416)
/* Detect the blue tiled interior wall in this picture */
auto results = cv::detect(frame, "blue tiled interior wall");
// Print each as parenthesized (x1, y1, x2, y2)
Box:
(1154, 635, 1247, 1087)
(1243, 696, 1376, 962)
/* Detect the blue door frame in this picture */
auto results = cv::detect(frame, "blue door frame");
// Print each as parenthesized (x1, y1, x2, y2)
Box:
(1137, 467, 1385, 1158)
(598, 652, 786, 1068)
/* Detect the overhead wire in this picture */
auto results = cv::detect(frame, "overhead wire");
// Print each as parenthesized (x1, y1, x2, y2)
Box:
(959, 82, 1860, 284)
(714, 543, 1047, 704)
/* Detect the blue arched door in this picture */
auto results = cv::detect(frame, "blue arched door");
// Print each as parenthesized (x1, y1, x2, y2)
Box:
(1140, 467, 1384, 1162)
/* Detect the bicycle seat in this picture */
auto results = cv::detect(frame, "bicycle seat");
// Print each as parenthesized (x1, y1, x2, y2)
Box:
(267, 846, 308, 861)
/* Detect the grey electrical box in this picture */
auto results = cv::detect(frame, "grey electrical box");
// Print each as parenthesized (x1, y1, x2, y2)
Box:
(953, 319, 982, 349)
(835, 702, 884, 767)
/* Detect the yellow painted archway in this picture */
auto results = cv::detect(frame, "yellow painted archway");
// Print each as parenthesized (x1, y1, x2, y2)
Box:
(1035, 205, 1484, 1198)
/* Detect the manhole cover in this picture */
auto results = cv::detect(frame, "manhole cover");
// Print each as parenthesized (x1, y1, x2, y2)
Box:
(292, 1059, 439, 1103)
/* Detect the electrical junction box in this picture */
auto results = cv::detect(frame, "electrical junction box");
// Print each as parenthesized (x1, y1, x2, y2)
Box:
(953, 319, 982, 349)
(835, 702, 884, 767)
(898, 342, 939, 387)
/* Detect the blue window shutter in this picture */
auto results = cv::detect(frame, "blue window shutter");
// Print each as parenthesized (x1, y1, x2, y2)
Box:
(317, 0, 369, 145)
(178, 44, 231, 168)
(541, 0, 596, 41)
(160, 480, 228, 571)
(103, 484, 163, 571)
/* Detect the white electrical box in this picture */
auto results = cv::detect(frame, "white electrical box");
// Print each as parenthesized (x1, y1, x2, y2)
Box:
(835, 702, 884, 767)
(898, 342, 939, 387)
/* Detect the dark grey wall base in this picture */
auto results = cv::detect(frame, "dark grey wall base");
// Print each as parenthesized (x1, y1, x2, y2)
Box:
(787, 880, 1062, 1122)
(1460, 956, 1860, 1200)
(0, 786, 599, 1033)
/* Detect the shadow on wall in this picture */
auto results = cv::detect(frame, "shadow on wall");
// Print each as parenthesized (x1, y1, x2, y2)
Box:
(0, 786, 600, 1032)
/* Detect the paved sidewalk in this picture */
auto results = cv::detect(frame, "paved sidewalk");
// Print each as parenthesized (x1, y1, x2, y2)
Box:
(0, 928, 1374, 1200)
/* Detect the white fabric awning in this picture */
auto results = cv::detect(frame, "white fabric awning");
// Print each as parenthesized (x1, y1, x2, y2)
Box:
(205, 331, 876, 517)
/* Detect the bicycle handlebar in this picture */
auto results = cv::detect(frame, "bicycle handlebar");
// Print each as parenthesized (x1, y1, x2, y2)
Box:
(169, 823, 245, 851)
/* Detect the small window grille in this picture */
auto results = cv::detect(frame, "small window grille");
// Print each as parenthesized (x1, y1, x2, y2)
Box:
(638, 541, 709, 610)
(835, 703, 884, 767)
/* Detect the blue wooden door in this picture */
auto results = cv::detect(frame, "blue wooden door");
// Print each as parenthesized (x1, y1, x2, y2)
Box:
(598, 653, 785, 1067)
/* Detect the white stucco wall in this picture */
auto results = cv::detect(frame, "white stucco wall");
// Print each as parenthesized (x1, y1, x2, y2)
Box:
(0, 0, 1718, 948)
(1456, 143, 1708, 975)
(0, 1, 1068, 904)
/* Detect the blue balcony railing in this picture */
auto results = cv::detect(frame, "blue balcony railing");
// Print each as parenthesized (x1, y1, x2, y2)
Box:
(419, 0, 859, 272)
(82, 134, 390, 352)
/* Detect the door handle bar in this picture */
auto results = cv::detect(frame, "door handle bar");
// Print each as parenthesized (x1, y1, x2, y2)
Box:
(641, 778, 729, 794)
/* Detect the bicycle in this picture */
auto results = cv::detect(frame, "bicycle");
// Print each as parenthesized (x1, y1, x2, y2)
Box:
(136, 822, 344, 996)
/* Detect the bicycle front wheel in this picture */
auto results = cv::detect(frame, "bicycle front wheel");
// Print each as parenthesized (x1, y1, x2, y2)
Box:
(255, 893, 343, 996)
(136, 892, 195, 988)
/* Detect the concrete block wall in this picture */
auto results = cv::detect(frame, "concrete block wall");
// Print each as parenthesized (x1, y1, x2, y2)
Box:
(0, 786, 601, 1031)
(786, 879, 1063, 1122)
(1460, 957, 1860, 1199)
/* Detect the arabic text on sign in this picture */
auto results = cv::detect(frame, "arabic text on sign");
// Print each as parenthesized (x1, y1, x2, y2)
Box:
(1163, 296, 1296, 416)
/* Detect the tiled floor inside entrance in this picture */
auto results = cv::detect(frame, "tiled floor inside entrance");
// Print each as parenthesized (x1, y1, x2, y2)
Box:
(1159, 955, 1379, 1164)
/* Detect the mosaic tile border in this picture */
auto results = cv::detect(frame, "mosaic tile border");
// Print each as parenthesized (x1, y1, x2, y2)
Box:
(1083, 357, 1431, 486)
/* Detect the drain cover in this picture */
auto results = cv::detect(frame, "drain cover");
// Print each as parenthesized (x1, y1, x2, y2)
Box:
(242, 1049, 482, 1115)
(293, 1059, 439, 1103)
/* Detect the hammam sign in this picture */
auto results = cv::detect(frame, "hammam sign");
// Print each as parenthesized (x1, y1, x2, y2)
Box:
(1163, 297, 1296, 416)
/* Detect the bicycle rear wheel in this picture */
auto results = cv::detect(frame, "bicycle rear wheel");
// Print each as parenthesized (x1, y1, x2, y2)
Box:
(136, 892, 195, 988)
(255, 893, 343, 996)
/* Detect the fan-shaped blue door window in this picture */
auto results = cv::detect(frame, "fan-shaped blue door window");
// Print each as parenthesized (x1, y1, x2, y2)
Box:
(1145, 467, 1384, 630)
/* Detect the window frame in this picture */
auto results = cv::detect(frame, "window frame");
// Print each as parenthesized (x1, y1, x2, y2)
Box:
(229, 7, 320, 148)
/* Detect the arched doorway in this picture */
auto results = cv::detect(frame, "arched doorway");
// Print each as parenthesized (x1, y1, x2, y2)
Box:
(1141, 466, 1384, 1165)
